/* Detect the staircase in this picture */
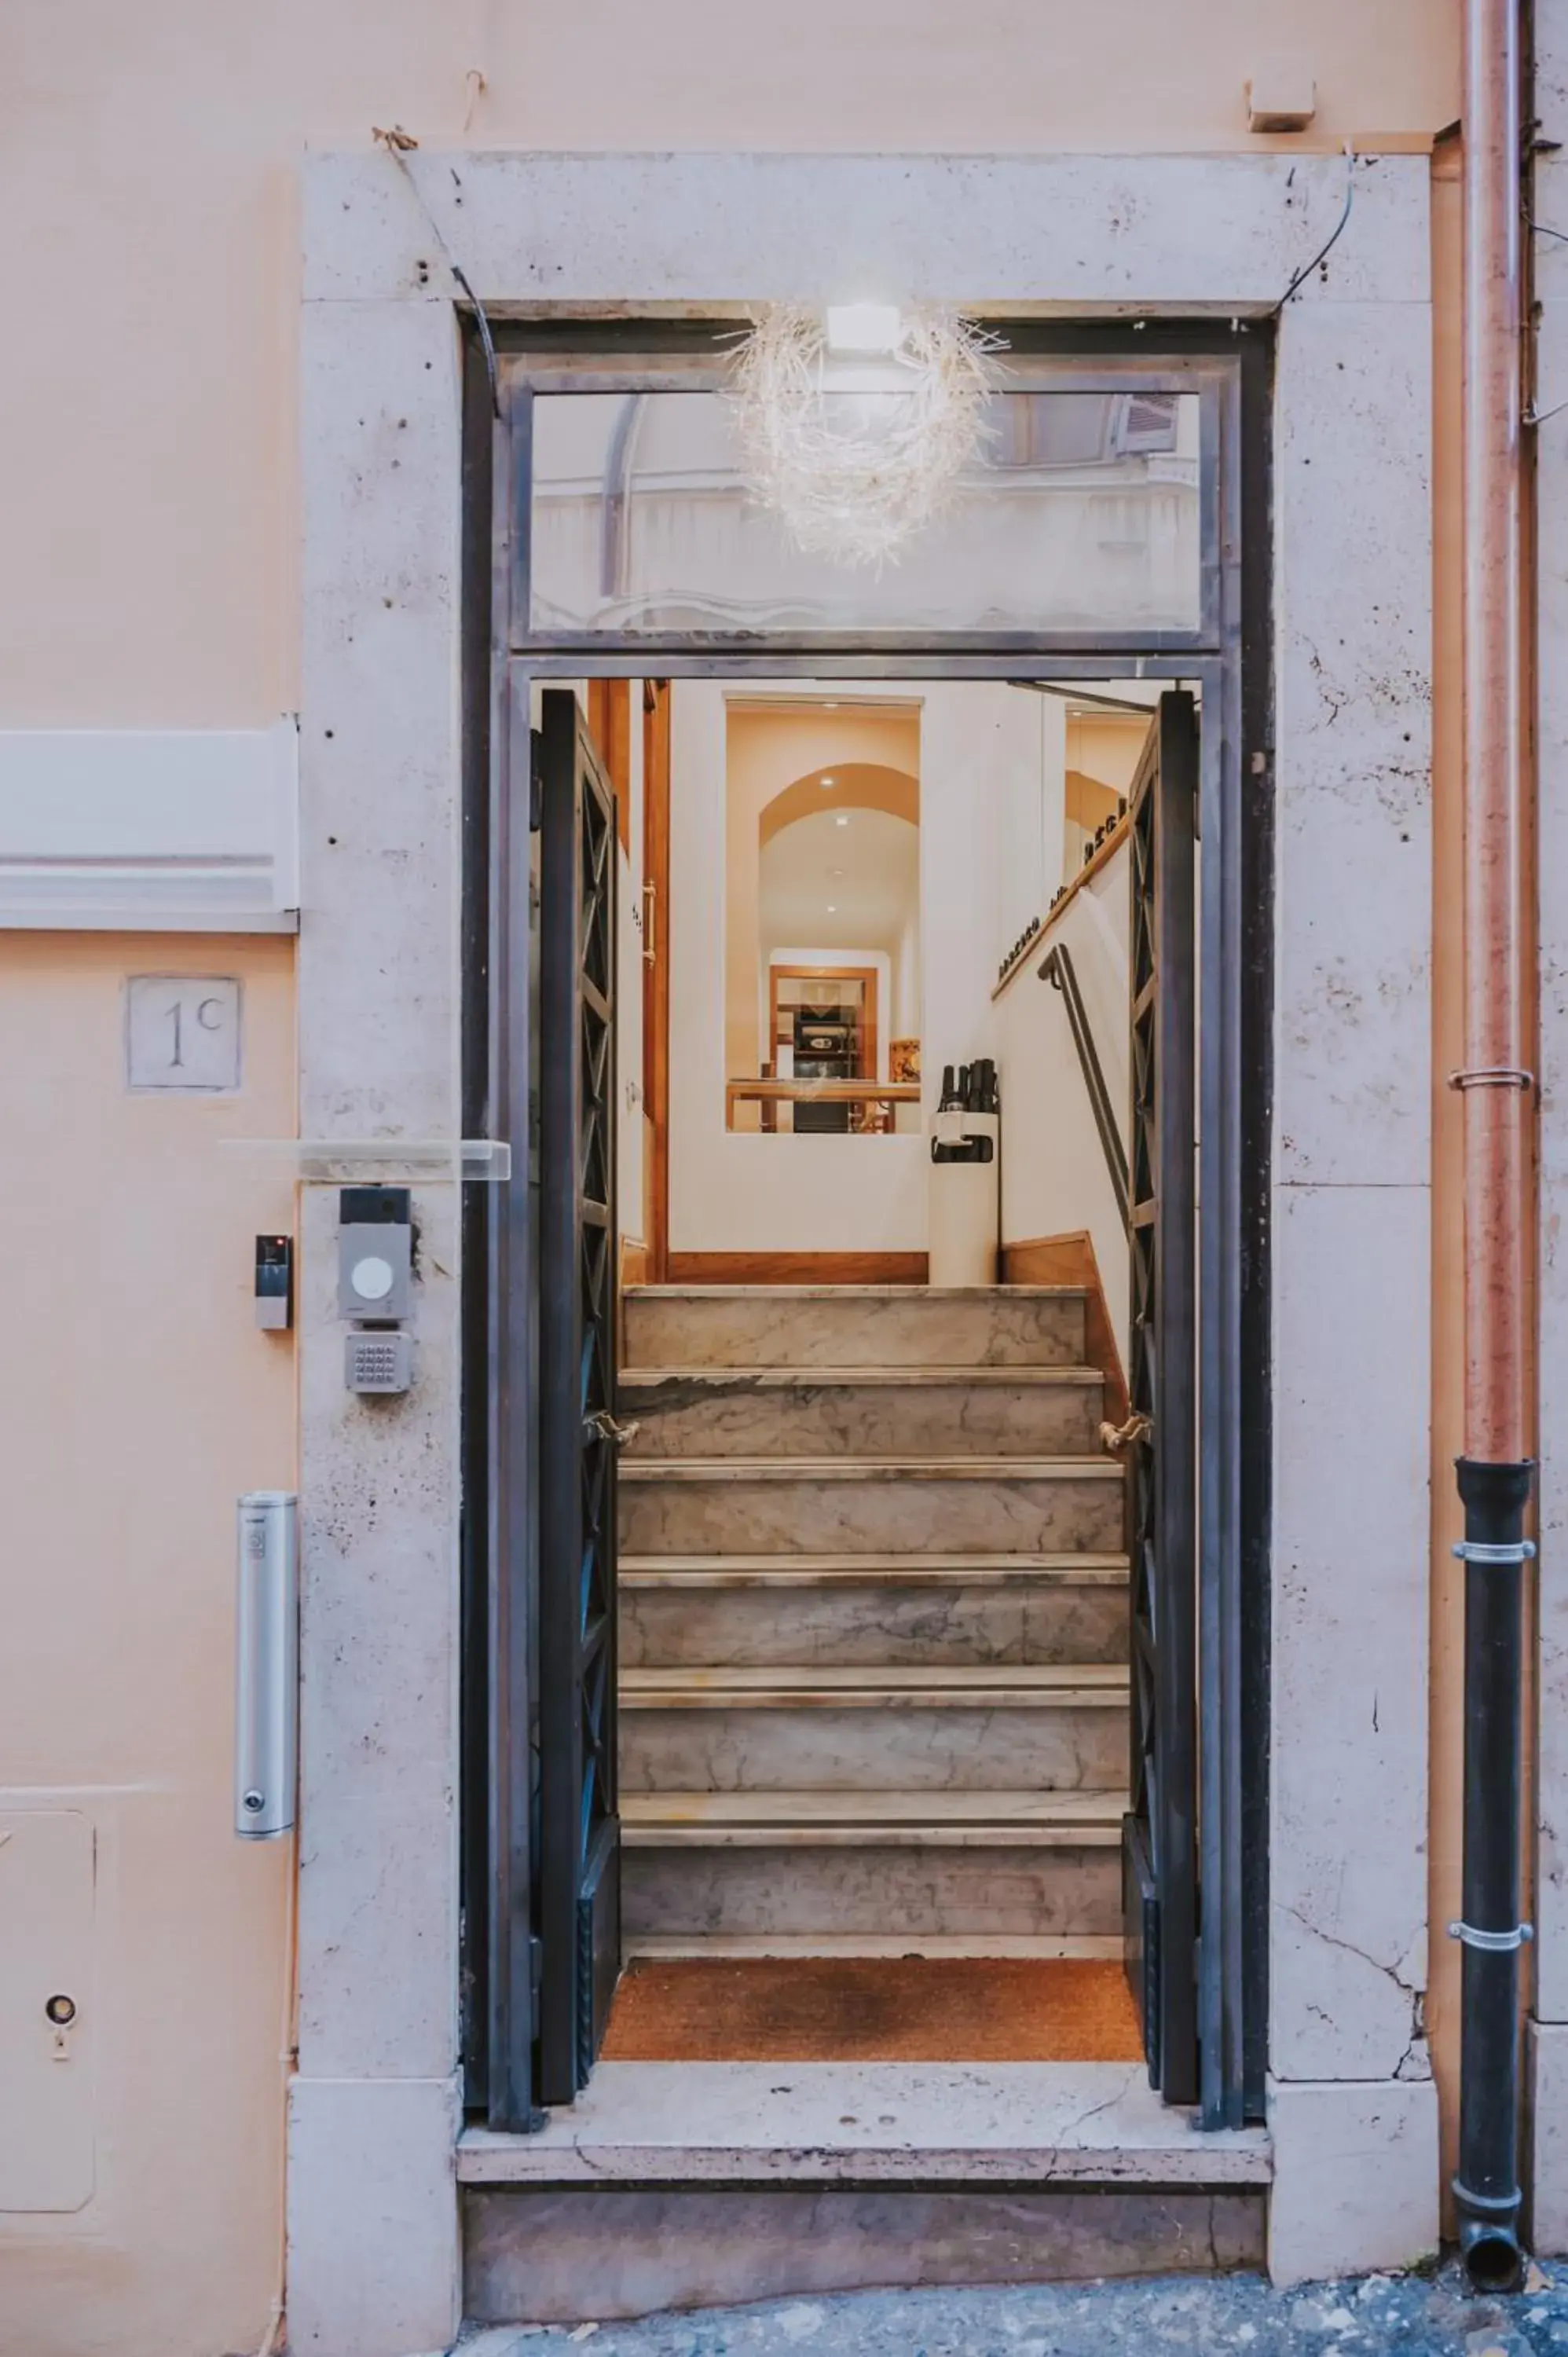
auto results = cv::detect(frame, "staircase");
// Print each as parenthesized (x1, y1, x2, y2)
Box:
(617, 1285, 1130, 1956)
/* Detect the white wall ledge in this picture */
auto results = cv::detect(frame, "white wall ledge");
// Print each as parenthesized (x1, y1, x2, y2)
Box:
(0, 723, 299, 933)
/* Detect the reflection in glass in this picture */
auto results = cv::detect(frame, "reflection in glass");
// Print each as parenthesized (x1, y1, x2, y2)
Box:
(530, 390, 1200, 636)
(724, 694, 921, 1136)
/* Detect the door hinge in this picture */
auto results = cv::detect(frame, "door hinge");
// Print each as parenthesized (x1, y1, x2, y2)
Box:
(529, 1934, 544, 1994)
(529, 730, 544, 833)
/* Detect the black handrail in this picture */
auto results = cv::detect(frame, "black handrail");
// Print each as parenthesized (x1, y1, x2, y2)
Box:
(1038, 941, 1130, 1233)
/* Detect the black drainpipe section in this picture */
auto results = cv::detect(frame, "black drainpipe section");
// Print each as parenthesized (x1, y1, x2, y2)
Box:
(1453, 1453, 1536, 2288)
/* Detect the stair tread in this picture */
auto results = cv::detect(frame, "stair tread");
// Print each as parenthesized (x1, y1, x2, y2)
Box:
(625, 1285, 1086, 1303)
(619, 1365, 1101, 1389)
(620, 1456, 1122, 1483)
(624, 1788, 1126, 1827)
(619, 1552, 1129, 1588)
(623, 1787, 1125, 1848)
(621, 1663, 1129, 1709)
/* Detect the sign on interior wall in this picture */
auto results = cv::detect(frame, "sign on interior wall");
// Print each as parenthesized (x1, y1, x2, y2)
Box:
(125, 976, 243, 1092)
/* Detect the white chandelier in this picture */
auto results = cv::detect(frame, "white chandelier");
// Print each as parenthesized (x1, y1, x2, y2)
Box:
(728, 302, 1002, 566)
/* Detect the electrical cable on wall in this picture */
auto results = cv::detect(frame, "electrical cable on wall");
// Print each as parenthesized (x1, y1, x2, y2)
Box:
(1268, 142, 1359, 318)
(372, 123, 500, 417)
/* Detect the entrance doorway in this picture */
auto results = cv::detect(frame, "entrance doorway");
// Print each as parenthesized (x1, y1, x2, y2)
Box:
(463, 331, 1266, 2141)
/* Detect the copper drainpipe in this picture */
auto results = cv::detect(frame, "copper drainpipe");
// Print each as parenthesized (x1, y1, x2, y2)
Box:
(1454, 0, 1535, 2289)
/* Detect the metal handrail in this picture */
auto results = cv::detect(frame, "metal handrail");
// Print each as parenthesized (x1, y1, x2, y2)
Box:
(1038, 941, 1130, 1233)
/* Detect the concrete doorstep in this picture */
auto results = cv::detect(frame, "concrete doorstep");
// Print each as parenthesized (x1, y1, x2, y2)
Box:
(449, 2260, 1565, 2356)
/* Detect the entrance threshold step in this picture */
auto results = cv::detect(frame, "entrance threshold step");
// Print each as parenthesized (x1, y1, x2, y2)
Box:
(456, 2059, 1272, 2187)
(621, 1790, 1126, 1848)
(621, 1663, 1129, 1711)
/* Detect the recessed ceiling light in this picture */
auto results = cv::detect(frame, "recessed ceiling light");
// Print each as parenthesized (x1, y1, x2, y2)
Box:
(829, 867, 844, 878)
(820, 774, 836, 788)
(827, 904, 837, 913)
(834, 814, 849, 827)
(823, 700, 840, 709)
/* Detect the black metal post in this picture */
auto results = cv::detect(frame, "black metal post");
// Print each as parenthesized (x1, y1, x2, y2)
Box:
(1453, 1453, 1535, 2289)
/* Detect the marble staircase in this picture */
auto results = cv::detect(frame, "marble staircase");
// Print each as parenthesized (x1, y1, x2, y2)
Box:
(617, 1285, 1129, 1957)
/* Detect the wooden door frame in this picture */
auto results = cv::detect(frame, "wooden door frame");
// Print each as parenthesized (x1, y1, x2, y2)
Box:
(768, 962, 881, 1083)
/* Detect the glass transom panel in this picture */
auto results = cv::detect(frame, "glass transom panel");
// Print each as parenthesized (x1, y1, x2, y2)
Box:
(528, 390, 1202, 637)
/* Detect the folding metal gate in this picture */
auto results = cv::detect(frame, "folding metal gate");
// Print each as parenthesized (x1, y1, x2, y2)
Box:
(1123, 689, 1200, 2106)
(536, 688, 621, 2103)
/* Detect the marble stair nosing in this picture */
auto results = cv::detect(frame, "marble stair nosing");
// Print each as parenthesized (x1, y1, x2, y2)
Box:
(622, 1663, 1129, 1708)
(621, 1788, 1127, 1847)
(618, 1552, 1130, 1587)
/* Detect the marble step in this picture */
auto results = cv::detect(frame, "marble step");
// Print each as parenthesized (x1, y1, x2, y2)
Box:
(620, 1553, 1129, 1668)
(617, 1366, 1105, 1461)
(619, 1663, 1129, 1794)
(622, 1285, 1086, 1373)
(617, 1801, 1117, 1933)
(618, 1458, 1126, 1558)
(621, 1789, 1124, 1940)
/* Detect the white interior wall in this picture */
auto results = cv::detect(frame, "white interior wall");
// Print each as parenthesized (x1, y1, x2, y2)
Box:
(670, 675, 1090, 1254)
(997, 839, 1132, 1358)
(670, 679, 926, 1250)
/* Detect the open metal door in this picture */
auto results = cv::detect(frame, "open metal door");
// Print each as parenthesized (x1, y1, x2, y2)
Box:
(1123, 688, 1200, 2107)
(536, 687, 621, 2103)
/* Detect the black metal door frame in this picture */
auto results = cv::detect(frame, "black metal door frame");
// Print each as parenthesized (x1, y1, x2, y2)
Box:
(460, 321, 1272, 2132)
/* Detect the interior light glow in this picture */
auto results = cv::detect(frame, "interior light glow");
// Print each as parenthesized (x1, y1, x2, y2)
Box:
(820, 774, 836, 788)
(834, 814, 849, 827)
(825, 303, 903, 357)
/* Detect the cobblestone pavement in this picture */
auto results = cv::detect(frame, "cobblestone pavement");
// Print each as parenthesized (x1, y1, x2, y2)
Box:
(454, 2263, 1568, 2357)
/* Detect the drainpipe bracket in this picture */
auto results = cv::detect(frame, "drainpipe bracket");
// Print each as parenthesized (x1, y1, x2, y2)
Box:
(1446, 1065, 1536, 1090)
(1451, 1538, 1537, 1563)
(1453, 2176, 1526, 2216)
(1447, 1919, 1534, 1952)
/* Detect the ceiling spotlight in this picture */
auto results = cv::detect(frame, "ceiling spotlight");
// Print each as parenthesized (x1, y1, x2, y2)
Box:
(834, 814, 849, 827)
(820, 774, 836, 788)
(827, 903, 838, 913)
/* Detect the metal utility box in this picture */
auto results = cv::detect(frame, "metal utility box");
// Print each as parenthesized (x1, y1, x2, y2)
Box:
(0, 1809, 95, 2212)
